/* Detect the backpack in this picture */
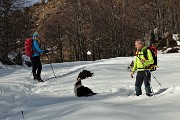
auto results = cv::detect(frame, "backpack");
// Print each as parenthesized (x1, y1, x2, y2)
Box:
(24, 38, 33, 57)
(143, 46, 158, 71)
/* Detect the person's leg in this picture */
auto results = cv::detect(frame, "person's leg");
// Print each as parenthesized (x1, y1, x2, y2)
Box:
(144, 70, 152, 95)
(36, 56, 42, 79)
(34, 56, 44, 82)
(30, 57, 38, 79)
(135, 71, 144, 95)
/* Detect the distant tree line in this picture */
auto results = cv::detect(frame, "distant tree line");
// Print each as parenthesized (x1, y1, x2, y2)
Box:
(0, 0, 180, 64)
(0, 0, 34, 64)
(39, 0, 180, 62)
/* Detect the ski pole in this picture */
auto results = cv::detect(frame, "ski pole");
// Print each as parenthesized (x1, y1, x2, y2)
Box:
(22, 111, 25, 119)
(149, 71, 161, 86)
(46, 53, 56, 78)
(43, 45, 56, 78)
(136, 55, 161, 86)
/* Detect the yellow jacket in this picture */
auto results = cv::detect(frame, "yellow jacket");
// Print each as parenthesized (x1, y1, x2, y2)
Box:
(132, 46, 154, 72)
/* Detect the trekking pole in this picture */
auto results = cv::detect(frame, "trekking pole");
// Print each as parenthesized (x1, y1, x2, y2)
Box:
(137, 54, 161, 86)
(46, 53, 56, 78)
(22, 111, 25, 119)
(43, 44, 57, 78)
(149, 71, 161, 86)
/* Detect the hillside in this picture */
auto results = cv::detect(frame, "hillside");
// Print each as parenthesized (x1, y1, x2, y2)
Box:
(28, 0, 59, 32)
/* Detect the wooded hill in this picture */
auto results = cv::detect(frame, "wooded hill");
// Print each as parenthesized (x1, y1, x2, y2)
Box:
(0, 0, 180, 64)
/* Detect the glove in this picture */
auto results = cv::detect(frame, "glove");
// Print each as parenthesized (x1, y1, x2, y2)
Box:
(131, 71, 134, 78)
(43, 50, 49, 53)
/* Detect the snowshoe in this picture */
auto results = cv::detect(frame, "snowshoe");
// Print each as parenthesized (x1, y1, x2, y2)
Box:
(37, 78, 44, 82)
(35, 77, 44, 82)
(33, 76, 38, 81)
(146, 93, 153, 97)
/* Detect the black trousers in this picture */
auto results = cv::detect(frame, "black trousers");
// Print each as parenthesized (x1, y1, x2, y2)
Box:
(30, 56, 42, 78)
(135, 70, 151, 94)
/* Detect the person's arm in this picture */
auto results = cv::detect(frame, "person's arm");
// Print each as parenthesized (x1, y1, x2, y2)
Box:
(33, 41, 44, 53)
(131, 57, 137, 78)
(144, 49, 154, 66)
(131, 56, 137, 72)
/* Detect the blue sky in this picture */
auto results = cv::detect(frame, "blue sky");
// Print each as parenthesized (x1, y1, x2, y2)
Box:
(24, 0, 48, 6)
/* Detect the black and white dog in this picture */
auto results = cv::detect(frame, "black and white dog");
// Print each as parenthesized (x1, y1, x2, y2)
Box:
(74, 70, 97, 97)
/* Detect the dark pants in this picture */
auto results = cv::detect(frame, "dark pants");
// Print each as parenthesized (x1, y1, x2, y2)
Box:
(30, 56, 42, 78)
(135, 70, 151, 94)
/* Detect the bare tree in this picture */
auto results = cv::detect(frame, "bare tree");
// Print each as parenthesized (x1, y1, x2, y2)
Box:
(17, 0, 180, 63)
(0, 0, 34, 64)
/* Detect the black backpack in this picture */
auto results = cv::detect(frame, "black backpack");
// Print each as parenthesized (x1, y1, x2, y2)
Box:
(143, 46, 158, 71)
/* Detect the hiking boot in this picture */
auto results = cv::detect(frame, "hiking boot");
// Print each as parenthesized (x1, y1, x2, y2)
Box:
(146, 93, 153, 97)
(33, 76, 38, 80)
(135, 93, 142, 96)
(136, 93, 142, 96)
(38, 79, 44, 82)
(36, 77, 44, 82)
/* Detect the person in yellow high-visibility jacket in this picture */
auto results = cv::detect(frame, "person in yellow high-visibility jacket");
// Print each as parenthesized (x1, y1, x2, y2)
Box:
(131, 39, 154, 96)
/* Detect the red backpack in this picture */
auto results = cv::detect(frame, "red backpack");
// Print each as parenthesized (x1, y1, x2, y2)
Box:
(24, 38, 33, 57)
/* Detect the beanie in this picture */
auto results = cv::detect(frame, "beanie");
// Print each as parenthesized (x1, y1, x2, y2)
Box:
(33, 33, 39, 37)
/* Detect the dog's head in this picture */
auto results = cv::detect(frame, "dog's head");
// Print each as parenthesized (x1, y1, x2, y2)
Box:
(77, 70, 94, 80)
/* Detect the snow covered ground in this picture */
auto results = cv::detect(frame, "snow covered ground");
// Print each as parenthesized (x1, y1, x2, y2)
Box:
(0, 53, 180, 120)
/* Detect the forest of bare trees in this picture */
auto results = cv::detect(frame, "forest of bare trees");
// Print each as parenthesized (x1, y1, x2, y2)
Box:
(0, 0, 180, 64)
(0, 0, 35, 64)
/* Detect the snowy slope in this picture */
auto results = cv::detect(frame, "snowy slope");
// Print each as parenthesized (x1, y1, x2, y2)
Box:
(0, 53, 180, 120)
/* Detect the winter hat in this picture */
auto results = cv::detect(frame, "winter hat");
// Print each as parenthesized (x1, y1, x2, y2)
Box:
(33, 32, 39, 37)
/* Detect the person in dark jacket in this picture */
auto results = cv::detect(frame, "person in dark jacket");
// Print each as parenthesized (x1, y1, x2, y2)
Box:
(30, 32, 49, 82)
